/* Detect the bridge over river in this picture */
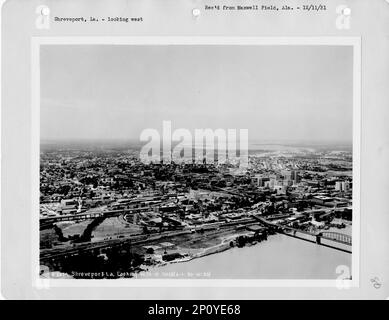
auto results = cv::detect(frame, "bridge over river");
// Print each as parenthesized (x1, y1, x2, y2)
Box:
(252, 214, 352, 253)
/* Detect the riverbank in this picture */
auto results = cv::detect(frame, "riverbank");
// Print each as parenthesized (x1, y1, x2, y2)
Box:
(137, 233, 351, 279)
(135, 231, 259, 277)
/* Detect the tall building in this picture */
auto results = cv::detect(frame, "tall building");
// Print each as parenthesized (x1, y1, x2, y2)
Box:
(282, 170, 300, 184)
(291, 170, 300, 183)
(282, 170, 292, 181)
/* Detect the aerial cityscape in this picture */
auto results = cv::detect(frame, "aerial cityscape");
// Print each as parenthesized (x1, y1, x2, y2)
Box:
(39, 44, 353, 279)
(39, 141, 353, 279)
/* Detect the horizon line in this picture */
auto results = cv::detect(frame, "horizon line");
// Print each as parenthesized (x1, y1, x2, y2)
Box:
(40, 138, 353, 145)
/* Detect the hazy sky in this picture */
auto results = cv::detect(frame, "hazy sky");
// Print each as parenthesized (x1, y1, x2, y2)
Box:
(41, 45, 353, 142)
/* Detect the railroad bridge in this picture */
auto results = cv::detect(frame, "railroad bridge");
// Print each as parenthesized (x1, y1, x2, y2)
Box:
(317, 231, 352, 246)
(252, 214, 352, 253)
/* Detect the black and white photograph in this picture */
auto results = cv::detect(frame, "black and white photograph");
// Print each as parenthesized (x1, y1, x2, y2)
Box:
(3, 0, 389, 304)
(38, 41, 358, 281)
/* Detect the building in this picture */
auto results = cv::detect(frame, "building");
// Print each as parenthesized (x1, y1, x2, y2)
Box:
(252, 175, 270, 187)
(282, 170, 292, 181)
(335, 181, 350, 192)
(59, 198, 79, 215)
(281, 170, 300, 185)
(291, 170, 300, 183)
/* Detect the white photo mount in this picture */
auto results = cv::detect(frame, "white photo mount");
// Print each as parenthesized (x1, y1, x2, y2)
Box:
(1, 0, 388, 300)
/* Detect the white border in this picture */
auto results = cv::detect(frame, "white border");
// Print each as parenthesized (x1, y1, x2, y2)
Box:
(0, 0, 4, 301)
(31, 36, 361, 288)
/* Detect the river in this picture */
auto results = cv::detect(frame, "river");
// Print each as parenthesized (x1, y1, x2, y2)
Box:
(138, 233, 352, 279)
